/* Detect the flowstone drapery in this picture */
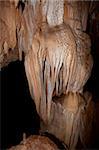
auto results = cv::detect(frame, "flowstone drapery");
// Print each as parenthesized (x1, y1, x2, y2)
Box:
(0, 0, 94, 149)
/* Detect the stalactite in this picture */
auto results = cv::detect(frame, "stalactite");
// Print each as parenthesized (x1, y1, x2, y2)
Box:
(22, 1, 94, 148)
(0, 0, 95, 149)
(24, 24, 77, 122)
(0, 1, 20, 67)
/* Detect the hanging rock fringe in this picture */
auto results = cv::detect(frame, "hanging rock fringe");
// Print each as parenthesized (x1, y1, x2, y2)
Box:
(25, 24, 77, 122)
(0, 0, 94, 149)
(24, 22, 93, 122)
(24, 23, 94, 148)
(24, 2, 93, 146)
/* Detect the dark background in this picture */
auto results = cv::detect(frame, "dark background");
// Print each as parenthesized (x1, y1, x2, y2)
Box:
(1, 61, 40, 149)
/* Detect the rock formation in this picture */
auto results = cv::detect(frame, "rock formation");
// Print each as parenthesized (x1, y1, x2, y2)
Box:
(8, 135, 59, 150)
(0, 0, 95, 149)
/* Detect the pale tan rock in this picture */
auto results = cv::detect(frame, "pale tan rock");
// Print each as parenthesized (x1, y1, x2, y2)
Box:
(9, 135, 58, 150)
(0, 1, 20, 67)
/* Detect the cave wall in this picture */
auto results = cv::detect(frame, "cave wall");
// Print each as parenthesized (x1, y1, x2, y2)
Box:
(1, 0, 99, 149)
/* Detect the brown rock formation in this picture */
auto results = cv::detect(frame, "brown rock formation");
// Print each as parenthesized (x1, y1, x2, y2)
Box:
(0, 0, 95, 149)
(8, 135, 59, 150)
(0, 1, 20, 68)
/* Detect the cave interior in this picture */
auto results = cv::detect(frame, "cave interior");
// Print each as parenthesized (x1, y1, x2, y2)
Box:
(1, 1, 99, 149)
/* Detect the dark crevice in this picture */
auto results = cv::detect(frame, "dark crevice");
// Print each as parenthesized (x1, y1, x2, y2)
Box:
(43, 58, 46, 82)
(83, 3, 99, 148)
(40, 132, 68, 150)
(17, 0, 25, 13)
(1, 60, 40, 149)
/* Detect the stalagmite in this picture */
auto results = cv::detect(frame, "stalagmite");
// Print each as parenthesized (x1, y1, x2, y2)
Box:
(8, 135, 59, 150)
